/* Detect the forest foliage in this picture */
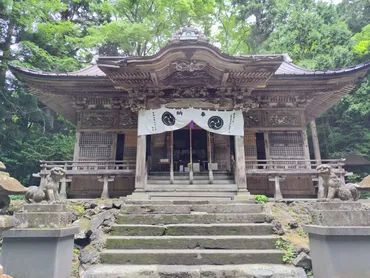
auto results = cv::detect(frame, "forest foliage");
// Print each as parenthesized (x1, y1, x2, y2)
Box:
(1, 0, 370, 183)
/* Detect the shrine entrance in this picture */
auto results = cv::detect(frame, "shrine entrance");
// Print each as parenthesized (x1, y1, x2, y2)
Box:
(148, 125, 233, 183)
(173, 129, 208, 172)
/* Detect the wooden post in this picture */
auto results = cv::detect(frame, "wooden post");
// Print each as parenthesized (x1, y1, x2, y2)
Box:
(207, 131, 214, 184)
(98, 175, 114, 199)
(59, 162, 68, 200)
(310, 120, 322, 164)
(135, 135, 147, 190)
(264, 132, 271, 167)
(234, 135, 247, 191)
(273, 175, 283, 201)
(302, 128, 311, 168)
(189, 127, 193, 184)
(73, 131, 81, 171)
(170, 131, 174, 184)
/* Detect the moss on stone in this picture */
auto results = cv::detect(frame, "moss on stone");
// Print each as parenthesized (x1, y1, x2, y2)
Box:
(266, 202, 311, 255)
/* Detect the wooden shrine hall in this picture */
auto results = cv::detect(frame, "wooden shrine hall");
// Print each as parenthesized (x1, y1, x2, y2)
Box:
(9, 26, 370, 200)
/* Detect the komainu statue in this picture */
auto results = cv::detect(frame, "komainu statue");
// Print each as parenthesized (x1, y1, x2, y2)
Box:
(316, 164, 360, 201)
(25, 167, 66, 203)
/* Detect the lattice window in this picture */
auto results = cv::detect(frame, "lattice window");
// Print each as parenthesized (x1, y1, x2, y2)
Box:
(78, 132, 114, 160)
(269, 132, 305, 168)
(244, 132, 257, 158)
(80, 133, 113, 146)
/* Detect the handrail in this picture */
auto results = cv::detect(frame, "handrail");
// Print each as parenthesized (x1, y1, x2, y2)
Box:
(39, 160, 136, 176)
(245, 158, 345, 172)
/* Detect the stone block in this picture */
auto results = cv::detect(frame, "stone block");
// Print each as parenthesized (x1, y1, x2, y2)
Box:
(313, 202, 363, 211)
(304, 225, 370, 278)
(23, 203, 67, 212)
(2, 227, 79, 278)
(14, 211, 72, 228)
(311, 210, 370, 226)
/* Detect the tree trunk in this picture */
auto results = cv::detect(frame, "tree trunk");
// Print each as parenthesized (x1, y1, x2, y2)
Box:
(0, 20, 15, 91)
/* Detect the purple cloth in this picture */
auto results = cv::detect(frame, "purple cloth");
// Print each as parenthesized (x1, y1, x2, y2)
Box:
(190, 120, 194, 129)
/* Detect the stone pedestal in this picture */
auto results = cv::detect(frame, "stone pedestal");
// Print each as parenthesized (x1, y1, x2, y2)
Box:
(234, 189, 251, 200)
(304, 202, 370, 278)
(127, 189, 149, 200)
(1, 204, 79, 278)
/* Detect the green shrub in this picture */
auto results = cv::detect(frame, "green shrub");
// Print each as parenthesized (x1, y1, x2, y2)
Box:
(10, 195, 24, 200)
(254, 194, 269, 203)
(276, 238, 296, 264)
(360, 191, 370, 199)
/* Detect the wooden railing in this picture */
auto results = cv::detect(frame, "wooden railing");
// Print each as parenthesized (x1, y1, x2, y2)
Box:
(39, 160, 136, 176)
(245, 159, 345, 175)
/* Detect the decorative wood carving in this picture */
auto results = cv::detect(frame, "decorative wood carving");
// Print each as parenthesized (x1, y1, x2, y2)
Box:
(163, 71, 216, 86)
(171, 60, 207, 72)
(119, 110, 138, 128)
(80, 111, 115, 128)
(73, 97, 125, 110)
(266, 110, 301, 127)
(244, 111, 262, 127)
(124, 89, 147, 112)
(168, 25, 209, 44)
(233, 90, 260, 112)
(206, 89, 226, 106)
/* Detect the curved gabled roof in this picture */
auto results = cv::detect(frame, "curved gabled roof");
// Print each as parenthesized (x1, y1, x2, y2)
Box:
(9, 59, 370, 79)
(8, 64, 106, 77)
(275, 61, 370, 76)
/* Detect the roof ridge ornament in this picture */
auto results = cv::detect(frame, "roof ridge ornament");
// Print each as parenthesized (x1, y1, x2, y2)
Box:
(169, 25, 210, 44)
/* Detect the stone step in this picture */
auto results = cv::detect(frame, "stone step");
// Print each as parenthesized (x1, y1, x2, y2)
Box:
(100, 249, 284, 265)
(146, 180, 236, 185)
(148, 175, 234, 180)
(110, 223, 273, 236)
(82, 264, 307, 278)
(150, 196, 234, 201)
(106, 235, 277, 250)
(121, 199, 255, 205)
(116, 213, 266, 225)
(147, 191, 236, 201)
(121, 204, 263, 214)
(145, 183, 237, 190)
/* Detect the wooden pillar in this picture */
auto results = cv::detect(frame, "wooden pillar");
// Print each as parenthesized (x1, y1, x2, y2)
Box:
(234, 135, 247, 190)
(310, 120, 321, 164)
(73, 131, 81, 161)
(264, 131, 271, 163)
(189, 127, 193, 184)
(170, 131, 174, 184)
(207, 131, 214, 184)
(135, 135, 147, 190)
(302, 128, 311, 168)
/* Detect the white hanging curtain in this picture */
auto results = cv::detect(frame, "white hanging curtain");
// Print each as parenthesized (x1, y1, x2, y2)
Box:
(138, 107, 244, 136)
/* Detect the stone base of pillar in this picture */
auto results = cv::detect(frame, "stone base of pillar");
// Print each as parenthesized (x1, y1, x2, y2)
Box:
(127, 189, 149, 200)
(234, 190, 251, 200)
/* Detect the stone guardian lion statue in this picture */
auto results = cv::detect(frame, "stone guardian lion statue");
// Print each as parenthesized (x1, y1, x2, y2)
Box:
(25, 167, 66, 203)
(316, 164, 360, 201)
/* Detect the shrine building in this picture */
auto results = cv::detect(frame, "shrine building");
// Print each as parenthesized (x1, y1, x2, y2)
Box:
(9, 26, 370, 200)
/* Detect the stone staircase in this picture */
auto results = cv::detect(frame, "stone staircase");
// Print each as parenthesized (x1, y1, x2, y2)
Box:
(146, 173, 237, 200)
(83, 200, 307, 278)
